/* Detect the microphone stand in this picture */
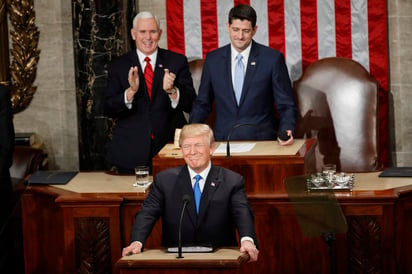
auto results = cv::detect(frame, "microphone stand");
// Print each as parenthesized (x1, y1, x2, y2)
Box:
(226, 123, 280, 157)
(177, 195, 190, 258)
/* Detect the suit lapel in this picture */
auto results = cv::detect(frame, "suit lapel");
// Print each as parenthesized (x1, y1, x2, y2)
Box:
(151, 49, 165, 101)
(176, 166, 198, 225)
(197, 166, 221, 223)
(221, 46, 239, 108)
(239, 41, 259, 107)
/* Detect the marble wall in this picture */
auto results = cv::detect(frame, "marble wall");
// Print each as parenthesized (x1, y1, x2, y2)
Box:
(12, 1, 78, 170)
(11, 0, 412, 170)
(388, 0, 412, 166)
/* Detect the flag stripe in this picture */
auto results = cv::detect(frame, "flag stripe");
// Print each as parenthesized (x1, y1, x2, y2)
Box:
(351, 0, 370, 71)
(234, 0, 249, 7)
(184, 0, 202, 59)
(367, 0, 389, 165)
(251, 0, 268, 45)
(300, 0, 319, 69)
(268, 0, 285, 54)
(317, 0, 336, 58)
(284, 0, 302, 79)
(367, 0, 388, 90)
(200, 0, 218, 58)
(166, 0, 185, 55)
(217, 1, 233, 48)
(335, 0, 352, 58)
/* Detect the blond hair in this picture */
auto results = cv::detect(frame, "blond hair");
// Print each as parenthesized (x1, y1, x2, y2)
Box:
(179, 124, 214, 147)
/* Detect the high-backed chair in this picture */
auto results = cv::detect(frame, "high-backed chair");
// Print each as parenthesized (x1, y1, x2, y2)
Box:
(188, 59, 215, 129)
(293, 57, 381, 172)
(10, 146, 48, 180)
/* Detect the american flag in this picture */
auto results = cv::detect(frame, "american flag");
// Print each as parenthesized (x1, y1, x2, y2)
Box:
(166, 0, 389, 165)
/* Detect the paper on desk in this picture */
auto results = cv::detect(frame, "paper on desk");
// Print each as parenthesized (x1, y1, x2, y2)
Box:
(214, 142, 256, 154)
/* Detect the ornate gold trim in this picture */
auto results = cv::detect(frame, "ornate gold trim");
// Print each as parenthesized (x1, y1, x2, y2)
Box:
(8, 0, 40, 113)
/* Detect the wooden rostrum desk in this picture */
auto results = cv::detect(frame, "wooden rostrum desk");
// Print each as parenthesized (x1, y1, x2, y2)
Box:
(153, 139, 317, 194)
(115, 248, 247, 274)
(20, 139, 412, 273)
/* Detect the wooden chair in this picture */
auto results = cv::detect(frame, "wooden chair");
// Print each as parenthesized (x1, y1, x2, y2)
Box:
(293, 57, 381, 172)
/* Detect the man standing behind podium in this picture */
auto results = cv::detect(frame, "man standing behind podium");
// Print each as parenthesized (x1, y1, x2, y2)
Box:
(189, 4, 296, 145)
(105, 11, 196, 173)
(122, 124, 259, 262)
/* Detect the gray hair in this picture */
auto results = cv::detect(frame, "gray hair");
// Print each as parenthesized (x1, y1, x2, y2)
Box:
(132, 11, 161, 30)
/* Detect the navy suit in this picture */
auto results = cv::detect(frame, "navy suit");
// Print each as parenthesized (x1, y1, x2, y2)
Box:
(190, 41, 297, 141)
(105, 49, 196, 171)
(130, 165, 258, 249)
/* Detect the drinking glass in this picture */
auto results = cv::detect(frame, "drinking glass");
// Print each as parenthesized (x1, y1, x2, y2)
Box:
(134, 166, 149, 187)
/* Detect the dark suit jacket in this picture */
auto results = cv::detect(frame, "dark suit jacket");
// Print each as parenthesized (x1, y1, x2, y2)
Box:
(105, 48, 196, 170)
(130, 164, 258, 249)
(190, 41, 297, 141)
(0, 85, 14, 229)
(0, 85, 14, 181)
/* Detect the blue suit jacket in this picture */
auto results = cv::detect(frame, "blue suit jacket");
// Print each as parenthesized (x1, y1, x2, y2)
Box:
(190, 41, 297, 141)
(105, 49, 196, 170)
(130, 164, 258, 249)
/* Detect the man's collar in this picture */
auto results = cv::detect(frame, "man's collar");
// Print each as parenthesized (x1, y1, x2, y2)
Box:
(136, 49, 158, 63)
(187, 161, 212, 180)
(230, 42, 252, 61)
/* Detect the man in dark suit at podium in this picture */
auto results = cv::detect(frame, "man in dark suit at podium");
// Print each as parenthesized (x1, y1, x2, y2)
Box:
(122, 123, 259, 262)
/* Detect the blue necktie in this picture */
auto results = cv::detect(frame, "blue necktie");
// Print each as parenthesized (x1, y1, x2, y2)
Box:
(193, 174, 202, 214)
(234, 54, 244, 105)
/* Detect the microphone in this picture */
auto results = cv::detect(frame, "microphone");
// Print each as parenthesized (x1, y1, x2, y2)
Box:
(226, 123, 281, 157)
(177, 194, 191, 258)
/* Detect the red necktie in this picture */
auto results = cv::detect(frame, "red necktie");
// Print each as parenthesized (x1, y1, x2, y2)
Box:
(144, 57, 153, 98)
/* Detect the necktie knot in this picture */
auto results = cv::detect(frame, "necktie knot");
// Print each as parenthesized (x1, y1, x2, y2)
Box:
(144, 56, 151, 63)
(194, 174, 202, 183)
(193, 175, 202, 214)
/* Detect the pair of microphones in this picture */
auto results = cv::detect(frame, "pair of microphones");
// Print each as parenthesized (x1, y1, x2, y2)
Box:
(225, 123, 290, 157)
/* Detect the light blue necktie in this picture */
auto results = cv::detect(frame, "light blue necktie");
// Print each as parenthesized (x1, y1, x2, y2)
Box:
(193, 174, 202, 214)
(234, 53, 244, 105)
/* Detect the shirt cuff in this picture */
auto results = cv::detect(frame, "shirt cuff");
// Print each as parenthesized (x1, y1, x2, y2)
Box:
(124, 89, 133, 109)
(240, 236, 254, 245)
(170, 87, 180, 109)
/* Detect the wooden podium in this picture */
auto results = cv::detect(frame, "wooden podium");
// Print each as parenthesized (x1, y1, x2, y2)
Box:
(153, 139, 317, 194)
(115, 248, 246, 274)
(19, 171, 412, 273)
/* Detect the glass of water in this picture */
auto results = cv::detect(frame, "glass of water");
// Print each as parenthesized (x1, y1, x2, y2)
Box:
(134, 166, 149, 187)
(322, 164, 336, 185)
